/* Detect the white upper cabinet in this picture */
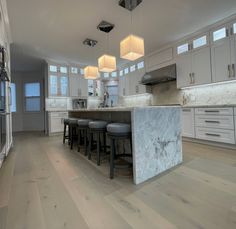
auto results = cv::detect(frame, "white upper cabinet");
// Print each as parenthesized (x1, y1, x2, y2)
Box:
(176, 34, 211, 88)
(69, 66, 88, 97)
(176, 51, 192, 88)
(48, 64, 69, 97)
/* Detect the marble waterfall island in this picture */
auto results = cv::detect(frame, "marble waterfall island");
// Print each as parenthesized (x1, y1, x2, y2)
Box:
(69, 106, 183, 184)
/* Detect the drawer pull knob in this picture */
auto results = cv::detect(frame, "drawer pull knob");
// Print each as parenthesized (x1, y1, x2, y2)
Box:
(205, 120, 220, 124)
(205, 133, 221, 137)
(204, 110, 220, 113)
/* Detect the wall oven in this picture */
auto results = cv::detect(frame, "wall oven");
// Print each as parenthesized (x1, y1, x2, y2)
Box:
(0, 45, 9, 154)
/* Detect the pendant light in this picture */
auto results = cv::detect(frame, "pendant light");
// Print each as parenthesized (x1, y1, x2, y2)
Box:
(83, 38, 99, 80)
(119, 0, 145, 61)
(97, 21, 116, 72)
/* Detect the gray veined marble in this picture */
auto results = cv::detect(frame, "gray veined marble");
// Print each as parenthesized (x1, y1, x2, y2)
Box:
(132, 107, 182, 184)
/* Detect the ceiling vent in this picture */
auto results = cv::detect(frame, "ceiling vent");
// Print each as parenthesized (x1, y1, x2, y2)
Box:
(119, 0, 143, 11)
(83, 38, 98, 47)
(97, 21, 115, 33)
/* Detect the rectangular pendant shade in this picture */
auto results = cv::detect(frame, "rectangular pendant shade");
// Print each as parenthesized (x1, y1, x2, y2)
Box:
(84, 66, 99, 79)
(98, 54, 116, 72)
(120, 34, 144, 61)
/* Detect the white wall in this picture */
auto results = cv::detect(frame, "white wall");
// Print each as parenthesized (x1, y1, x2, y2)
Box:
(11, 71, 45, 132)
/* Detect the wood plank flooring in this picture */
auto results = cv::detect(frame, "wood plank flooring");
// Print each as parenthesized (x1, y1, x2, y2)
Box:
(0, 132, 236, 229)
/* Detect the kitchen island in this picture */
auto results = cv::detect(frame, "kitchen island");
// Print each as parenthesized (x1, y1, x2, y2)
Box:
(69, 106, 182, 184)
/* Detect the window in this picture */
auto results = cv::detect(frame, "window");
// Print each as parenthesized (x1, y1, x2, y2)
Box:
(119, 70, 123, 76)
(137, 61, 144, 69)
(80, 68, 84, 75)
(111, 71, 117, 77)
(213, 27, 227, 42)
(124, 67, 129, 75)
(103, 72, 109, 78)
(71, 67, 78, 74)
(49, 75, 58, 96)
(130, 65, 136, 72)
(177, 43, 189, 54)
(24, 82, 40, 112)
(10, 83, 16, 112)
(60, 76, 68, 96)
(233, 23, 236, 34)
(193, 35, 207, 49)
(60, 66, 68, 74)
(49, 65, 57, 72)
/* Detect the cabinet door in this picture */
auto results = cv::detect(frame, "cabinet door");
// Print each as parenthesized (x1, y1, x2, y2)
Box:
(211, 38, 231, 82)
(192, 46, 212, 85)
(176, 52, 192, 88)
(78, 77, 88, 97)
(182, 108, 195, 138)
(230, 35, 236, 79)
(69, 75, 79, 97)
(118, 76, 126, 96)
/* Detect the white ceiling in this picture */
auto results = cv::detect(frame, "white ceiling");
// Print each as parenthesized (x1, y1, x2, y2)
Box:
(7, 0, 236, 71)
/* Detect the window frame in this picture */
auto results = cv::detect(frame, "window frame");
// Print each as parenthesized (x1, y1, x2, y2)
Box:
(192, 34, 208, 50)
(10, 82, 16, 113)
(176, 42, 190, 55)
(212, 26, 228, 43)
(24, 82, 41, 113)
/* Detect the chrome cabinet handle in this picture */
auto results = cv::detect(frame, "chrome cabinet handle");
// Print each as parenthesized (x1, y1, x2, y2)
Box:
(232, 64, 235, 78)
(204, 110, 220, 113)
(189, 73, 192, 84)
(228, 65, 231, 78)
(205, 120, 220, 124)
(205, 133, 221, 137)
(192, 72, 195, 84)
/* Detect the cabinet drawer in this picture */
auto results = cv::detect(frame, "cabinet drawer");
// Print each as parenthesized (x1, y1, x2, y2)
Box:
(195, 107, 233, 116)
(195, 127, 235, 144)
(195, 115, 234, 130)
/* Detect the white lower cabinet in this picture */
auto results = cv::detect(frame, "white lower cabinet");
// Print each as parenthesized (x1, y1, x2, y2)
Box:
(183, 106, 236, 145)
(182, 108, 195, 138)
(195, 127, 235, 144)
(48, 112, 68, 134)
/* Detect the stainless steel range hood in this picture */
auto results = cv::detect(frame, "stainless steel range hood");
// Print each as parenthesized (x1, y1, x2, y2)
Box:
(141, 64, 176, 85)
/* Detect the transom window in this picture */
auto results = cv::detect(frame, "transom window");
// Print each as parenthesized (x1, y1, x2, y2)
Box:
(213, 27, 227, 42)
(137, 61, 144, 69)
(233, 23, 236, 34)
(24, 82, 41, 112)
(49, 65, 57, 72)
(119, 70, 123, 76)
(71, 67, 78, 74)
(60, 66, 68, 74)
(193, 35, 207, 49)
(80, 68, 84, 75)
(177, 43, 189, 55)
(103, 72, 109, 78)
(124, 68, 129, 75)
(111, 72, 117, 77)
(130, 65, 136, 72)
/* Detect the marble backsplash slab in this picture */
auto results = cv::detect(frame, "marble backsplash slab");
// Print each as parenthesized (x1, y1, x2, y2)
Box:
(120, 81, 236, 107)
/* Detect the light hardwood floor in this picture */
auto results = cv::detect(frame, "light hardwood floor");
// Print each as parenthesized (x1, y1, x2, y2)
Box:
(0, 132, 236, 229)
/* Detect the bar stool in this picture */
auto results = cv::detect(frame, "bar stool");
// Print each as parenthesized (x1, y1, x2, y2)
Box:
(68, 118, 78, 150)
(63, 118, 70, 144)
(88, 121, 108, 166)
(107, 123, 132, 179)
(77, 119, 93, 156)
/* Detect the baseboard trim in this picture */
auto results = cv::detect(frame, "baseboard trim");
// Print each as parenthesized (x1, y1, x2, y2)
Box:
(183, 137, 236, 150)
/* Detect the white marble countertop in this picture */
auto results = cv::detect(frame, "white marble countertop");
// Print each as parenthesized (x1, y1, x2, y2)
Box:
(68, 105, 181, 112)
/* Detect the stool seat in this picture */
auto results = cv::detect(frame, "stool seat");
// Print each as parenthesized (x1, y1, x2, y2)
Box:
(89, 121, 108, 130)
(78, 119, 93, 127)
(68, 118, 78, 125)
(107, 123, 131, 135)
(64, 118, 70, 125)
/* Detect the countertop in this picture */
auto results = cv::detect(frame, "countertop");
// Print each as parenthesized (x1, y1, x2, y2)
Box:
(68, 105, 181, 112)
(182, 104, 236, 108)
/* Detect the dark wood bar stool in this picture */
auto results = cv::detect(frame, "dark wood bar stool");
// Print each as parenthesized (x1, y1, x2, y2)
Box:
(88, 121, 108, 166)
(77, 119, 93, 156)
(63, 118, 70, 144)
(106, 123, 132, 179)
(68, 118, 78, 150)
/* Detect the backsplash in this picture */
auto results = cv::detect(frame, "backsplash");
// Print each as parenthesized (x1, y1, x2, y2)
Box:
(120, 81, 236, 107)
